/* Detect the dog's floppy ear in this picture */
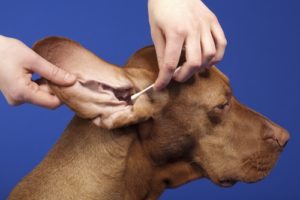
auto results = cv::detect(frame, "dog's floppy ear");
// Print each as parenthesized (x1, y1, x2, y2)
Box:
(33, 37, 166, 129)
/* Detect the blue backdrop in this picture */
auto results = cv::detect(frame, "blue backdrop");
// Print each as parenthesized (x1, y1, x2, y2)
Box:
(0, 0, 299, 199)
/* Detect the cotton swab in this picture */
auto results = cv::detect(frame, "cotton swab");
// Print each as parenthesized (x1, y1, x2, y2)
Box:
(130, 67, 181, 101)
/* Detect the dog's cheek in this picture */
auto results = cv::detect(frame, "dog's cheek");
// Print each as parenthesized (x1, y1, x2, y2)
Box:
(149, 134, 197, 166)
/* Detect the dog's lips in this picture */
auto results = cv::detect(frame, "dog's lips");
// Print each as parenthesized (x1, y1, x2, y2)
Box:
(208, 175, 239, 188)
(202, 166, 240, 188)
(217, 178, 238, 187)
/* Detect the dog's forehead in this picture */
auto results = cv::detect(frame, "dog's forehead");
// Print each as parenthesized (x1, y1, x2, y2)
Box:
(210, 67, 229, 84)
(199, 66, 231, 95)
(180, 66, 231, 107)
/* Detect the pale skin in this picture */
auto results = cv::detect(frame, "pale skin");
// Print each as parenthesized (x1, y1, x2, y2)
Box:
(0, 0, 226, 108)
(0, 35, 76, 109)
(149, 0, 227, 90)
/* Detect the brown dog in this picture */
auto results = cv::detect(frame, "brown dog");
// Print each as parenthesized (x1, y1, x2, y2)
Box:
(8, 37, 289, 200)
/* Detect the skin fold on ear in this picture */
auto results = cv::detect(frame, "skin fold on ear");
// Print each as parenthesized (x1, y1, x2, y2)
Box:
(32, 36, 164, 129)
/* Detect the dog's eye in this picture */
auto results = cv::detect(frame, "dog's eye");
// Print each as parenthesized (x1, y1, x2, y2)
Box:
(208, 101, 230, 124)
(216, 102, 229, 110)
(214, 101, 230, 113)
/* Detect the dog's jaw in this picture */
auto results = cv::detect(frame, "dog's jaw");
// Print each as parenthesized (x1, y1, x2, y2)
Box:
(122, 128, 206, 200)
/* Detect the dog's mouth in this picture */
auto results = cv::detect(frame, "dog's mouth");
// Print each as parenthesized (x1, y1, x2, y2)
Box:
(218, 153, 279, 185)
(217, 178, 238, 187)
(204, 171, 240, 188)
(240, 152, 278, 181)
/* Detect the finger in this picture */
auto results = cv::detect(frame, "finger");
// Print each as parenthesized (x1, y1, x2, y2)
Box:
(151, 28, 166, 68)
(154, 32, 184, 90)
(23, 81, 61, 109)
(35, 79, 63, 105)
(200, 28, 216, 68)
(28, 54, 76, 86)
(174, 34, 202, 82)
(35, 78, 51, 93)
(211, 23, 227, 65)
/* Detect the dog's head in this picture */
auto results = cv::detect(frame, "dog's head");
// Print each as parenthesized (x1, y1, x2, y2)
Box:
(33, 37, 289, 188)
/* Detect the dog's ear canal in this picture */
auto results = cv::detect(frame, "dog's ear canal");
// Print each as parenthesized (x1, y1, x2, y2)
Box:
(32, 36, 148, 129)
(78, 79, 133, 104)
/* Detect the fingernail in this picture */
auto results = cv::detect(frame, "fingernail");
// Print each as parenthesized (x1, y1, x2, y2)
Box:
(173, 68, 180, 77)
(64, 73, 76, 82)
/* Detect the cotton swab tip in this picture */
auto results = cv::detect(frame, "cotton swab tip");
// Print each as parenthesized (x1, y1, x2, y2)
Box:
(130, 83, 154, 101)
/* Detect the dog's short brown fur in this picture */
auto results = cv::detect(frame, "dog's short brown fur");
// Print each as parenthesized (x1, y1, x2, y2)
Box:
(9, 37, 289, 200)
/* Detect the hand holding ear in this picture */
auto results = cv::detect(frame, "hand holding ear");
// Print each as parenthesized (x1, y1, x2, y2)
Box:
(148, 0, 227, 90)
(0, 35, 76, 109)
(31, 37, 167, 129)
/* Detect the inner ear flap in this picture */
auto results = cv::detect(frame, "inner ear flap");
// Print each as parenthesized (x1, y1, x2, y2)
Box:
(50, 77, 138, 129)
(78, 80, 133, 103)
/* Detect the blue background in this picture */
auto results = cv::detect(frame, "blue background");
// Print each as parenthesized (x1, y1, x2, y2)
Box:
(0, 0, 299, 199)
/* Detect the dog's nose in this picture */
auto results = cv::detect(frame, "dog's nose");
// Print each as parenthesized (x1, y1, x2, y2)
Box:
(274, 127, 290, 147)
(264, 125, 290, 148)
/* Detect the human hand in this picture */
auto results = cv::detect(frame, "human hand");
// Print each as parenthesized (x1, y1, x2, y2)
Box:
(0, 35, 76, 108)
(148, 0, 227, 90)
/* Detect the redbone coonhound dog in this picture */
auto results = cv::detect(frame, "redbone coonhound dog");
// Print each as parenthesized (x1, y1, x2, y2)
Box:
(9, 37, 289, 200)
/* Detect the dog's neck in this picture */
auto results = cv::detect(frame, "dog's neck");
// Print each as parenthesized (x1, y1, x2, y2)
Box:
(51, 116, 162, 200)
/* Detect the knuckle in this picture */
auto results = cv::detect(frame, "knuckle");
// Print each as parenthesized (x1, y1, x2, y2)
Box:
(22, 81, 38, 102)
(204, 50, 216, 60)
(186, 60, 201, 68)
(220, 38, 228, 48)
(175, 72, 193, 83)
(51, 66, 60, 80)
(27, 81, 39, 93)
(209, 13, 218, 22)
(165, 67, 176, 74)
(164, 61, 177, 71)
(173, 27, 188, 37)
(214, 55, 224, 63)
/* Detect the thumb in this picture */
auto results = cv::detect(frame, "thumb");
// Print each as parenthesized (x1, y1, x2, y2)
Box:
(29, 54, 76, 86)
